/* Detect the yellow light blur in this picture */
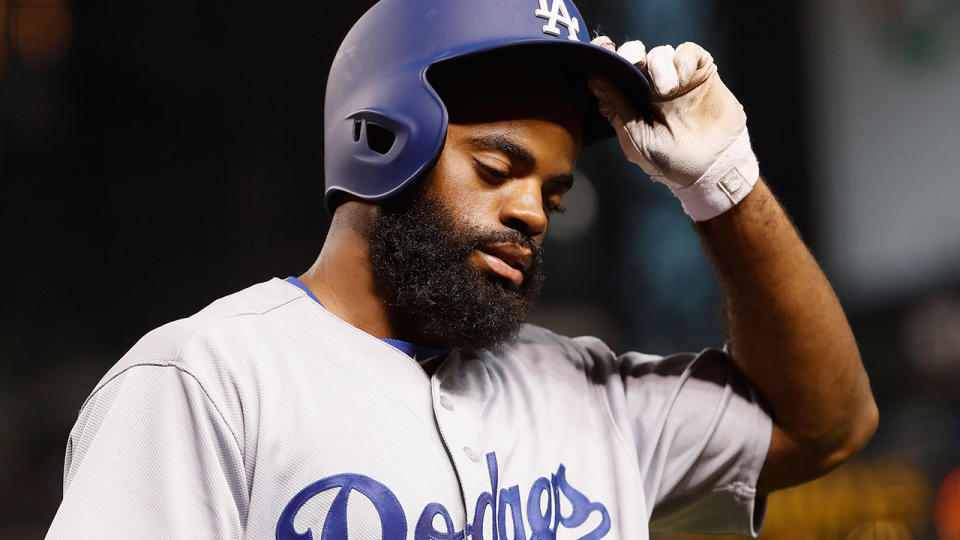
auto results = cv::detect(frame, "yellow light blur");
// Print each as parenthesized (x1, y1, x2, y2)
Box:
(650, 458, 932, 540)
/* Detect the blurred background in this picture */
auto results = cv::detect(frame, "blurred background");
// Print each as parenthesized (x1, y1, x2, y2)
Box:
(1, 0, 957, 537)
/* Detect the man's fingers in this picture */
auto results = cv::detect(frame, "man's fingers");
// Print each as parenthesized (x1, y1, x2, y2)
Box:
(616, 40, 646, 70)
(673, 41, 715, 89)
(594, 36, 647, 68)
(591, 35, 616, 52)
(645, 45, 679, 97)
(587, 76, 636, 123)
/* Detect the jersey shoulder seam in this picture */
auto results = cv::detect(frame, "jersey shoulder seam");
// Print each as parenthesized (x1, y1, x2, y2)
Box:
(82, 361, 245, 458)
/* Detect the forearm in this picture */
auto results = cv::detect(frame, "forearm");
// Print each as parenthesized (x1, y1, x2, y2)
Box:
(588, 34, 876, 490)
(697, 179, 877, 486)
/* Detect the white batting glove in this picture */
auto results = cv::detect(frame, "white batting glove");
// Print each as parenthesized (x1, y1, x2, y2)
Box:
(589, 37, 760, 222)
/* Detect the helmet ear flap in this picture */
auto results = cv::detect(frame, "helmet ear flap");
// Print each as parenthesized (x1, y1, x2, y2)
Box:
(346, 110, 409, 163)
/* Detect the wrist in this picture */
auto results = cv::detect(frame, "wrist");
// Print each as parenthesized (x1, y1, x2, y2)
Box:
(669, 128, 760, 222)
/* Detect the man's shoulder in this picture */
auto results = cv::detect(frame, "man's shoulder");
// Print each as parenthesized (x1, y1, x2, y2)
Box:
(505, 324, 690, 376)
(129, 278, 300, 356)
(508, 327, 747, 396)
(516, 323, 616, 355)
(90, 278, 307, 395)
(490, 323, 621, 376)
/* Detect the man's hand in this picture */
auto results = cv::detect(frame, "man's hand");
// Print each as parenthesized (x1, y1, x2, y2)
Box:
(591, 37, 878, 492)
(589, 37, 759, 222)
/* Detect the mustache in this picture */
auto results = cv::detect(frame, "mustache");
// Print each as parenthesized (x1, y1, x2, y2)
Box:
(468, 227, 542, 261)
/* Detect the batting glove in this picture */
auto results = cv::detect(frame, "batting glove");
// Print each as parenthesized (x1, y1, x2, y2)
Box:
(589, 37, 760, 222)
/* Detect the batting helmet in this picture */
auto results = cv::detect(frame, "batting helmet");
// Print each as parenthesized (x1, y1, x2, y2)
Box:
(323, 0, 651, 211)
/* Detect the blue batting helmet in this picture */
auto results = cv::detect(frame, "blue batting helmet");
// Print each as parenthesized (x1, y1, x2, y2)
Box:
(323, 0, 651, 211)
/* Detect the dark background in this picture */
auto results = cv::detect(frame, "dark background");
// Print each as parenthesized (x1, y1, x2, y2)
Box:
(2, 1, 956, 538)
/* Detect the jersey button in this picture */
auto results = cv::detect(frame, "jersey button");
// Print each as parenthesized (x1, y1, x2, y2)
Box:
(439, 395, 454, 411)
(463, 446, 481, 462)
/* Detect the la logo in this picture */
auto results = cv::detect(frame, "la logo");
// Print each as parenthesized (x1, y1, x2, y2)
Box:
(535, 0, 581, 41)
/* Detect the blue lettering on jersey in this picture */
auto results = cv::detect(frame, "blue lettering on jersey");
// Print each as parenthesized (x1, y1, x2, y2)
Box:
(276, 473, 407, 540)
(276, 453, 610, 540)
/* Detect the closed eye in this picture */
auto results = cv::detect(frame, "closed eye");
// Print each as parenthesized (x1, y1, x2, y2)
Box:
(475, 160, 511, 181)
(475, 159, 567, 215)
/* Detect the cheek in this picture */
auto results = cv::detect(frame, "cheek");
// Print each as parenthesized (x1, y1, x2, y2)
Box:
(426, 157, 500, 223)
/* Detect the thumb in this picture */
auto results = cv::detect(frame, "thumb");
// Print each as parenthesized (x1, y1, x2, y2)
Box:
(587, 76, 636, 123)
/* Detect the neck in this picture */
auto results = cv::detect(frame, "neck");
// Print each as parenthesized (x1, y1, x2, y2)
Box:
(299, 203, 399, 341)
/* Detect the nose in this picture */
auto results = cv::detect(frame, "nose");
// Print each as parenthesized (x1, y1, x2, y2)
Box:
(499, 179, 547, 239)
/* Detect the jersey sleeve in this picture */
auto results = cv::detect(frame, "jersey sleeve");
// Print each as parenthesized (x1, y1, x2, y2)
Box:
(46, 364, 247, 539)
(582, 339, 772, 536)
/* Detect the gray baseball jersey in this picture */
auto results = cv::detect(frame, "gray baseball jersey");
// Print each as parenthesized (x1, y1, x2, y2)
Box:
(47, 277, 771, 539)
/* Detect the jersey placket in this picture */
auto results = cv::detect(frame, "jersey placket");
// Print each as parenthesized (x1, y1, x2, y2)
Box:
(430, 352, 499, 539)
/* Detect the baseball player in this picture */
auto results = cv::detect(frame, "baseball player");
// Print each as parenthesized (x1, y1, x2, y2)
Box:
(47, 0, 878, 538)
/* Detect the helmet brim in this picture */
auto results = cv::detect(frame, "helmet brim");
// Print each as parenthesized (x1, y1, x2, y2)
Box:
(427, 38, 652, 145)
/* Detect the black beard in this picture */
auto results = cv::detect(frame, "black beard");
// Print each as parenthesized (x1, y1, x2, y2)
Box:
(368, 189, 544, 351)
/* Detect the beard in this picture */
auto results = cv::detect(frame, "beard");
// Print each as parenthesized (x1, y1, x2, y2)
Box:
(368, 188, 544, 351)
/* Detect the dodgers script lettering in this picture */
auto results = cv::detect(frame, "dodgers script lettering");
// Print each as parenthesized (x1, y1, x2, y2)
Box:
(277, 452, 610, 540)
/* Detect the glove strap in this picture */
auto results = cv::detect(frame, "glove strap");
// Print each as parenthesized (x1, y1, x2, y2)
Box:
(669, 128, 760, 222)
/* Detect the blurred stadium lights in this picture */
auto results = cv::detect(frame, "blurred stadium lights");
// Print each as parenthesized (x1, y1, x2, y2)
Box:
(936, 467, 960, 540)
(0, 0, 71, 78)
(844, 520, 913, 540)
(653, 458, 933, 540)
(762, 459, 931, 539)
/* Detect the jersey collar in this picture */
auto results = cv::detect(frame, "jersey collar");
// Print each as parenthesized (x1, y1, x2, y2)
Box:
(284, 276, 452, 368)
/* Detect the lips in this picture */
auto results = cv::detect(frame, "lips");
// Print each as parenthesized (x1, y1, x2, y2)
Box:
(475, 243, 533, 287)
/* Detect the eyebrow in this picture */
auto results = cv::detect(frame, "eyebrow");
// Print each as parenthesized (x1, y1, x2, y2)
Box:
(467, 134, 536, 168)
(466, 134, 575, 190)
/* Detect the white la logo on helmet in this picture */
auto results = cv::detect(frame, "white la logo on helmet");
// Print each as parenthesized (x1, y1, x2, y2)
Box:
(535, 0, 581, 41)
